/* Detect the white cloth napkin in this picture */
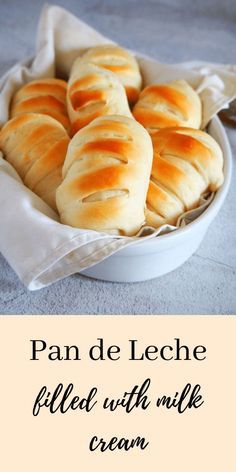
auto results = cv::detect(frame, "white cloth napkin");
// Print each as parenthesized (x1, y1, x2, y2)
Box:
(0, 4, 235, 290)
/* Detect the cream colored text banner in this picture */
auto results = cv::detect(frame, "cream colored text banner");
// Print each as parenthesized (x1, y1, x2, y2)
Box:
(0, 316, 235, 470)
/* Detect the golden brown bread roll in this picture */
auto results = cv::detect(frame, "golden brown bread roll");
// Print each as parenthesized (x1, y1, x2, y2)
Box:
(10, 78, 71, 133)
(67, 61, 132, 136)
(0, 113, 70, 210)
(146, 127, 224, 227)
(79, 44, 142, 105)
(56, 115, 153, 235)
(133, 80, 202, 133)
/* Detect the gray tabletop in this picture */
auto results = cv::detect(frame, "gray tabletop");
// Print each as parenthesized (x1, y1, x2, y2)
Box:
(0, 0, 236, 314)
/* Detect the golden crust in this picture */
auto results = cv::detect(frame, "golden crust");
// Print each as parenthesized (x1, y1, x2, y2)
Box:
(0, 113, 70, 210)
(56, 115, 153, 235)
(79, 45, 142, 105)
(67, 62, 132, 136)
(146, 127, 224, 227)
(10, 78, 70, 133)
(133, 80, 202, 133)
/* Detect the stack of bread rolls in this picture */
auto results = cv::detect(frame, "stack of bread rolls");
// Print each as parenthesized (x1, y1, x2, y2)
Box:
(0, 44, 224, 235)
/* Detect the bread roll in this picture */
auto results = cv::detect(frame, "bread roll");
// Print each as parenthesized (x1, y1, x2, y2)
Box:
(10, 78, 70, 133)
(0, 113, 70, 210)
(79, 44, 142, 105)
(67, 61, 132, 136)
(56, 115, 153, 235)
(146, 127, 224, 227)
(133, 80, 201, 133)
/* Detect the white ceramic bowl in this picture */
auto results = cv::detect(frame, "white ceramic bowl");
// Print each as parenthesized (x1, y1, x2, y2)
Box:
(82, 117, 232, 282)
